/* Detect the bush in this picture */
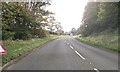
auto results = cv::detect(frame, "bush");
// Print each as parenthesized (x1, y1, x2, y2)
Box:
(14, 31, 32, 40)
(38, 30, 49, 38)
(49, 31, 59, 35)
(2, 30, 15, 40)
(31, 29, 49, 38)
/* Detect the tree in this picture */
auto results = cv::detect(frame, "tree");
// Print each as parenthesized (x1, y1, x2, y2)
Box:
(97, 2, 118, 30)
(47, 16, 56, 31)
(71, 28, 77, 35)
(81, 2, 100, 36)
(47, 15, 63, 35)
(77, 2, 118, 37)
(2, 1, 52, 40)
(55, 22, 62, 33)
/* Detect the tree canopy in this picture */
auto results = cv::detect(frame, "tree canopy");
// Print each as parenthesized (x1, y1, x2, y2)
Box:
(77, 2, 118, 37)
(2, 1, 63, 40)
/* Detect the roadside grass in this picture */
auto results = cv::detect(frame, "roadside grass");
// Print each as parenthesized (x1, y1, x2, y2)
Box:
(76, 30, 119, 52)
(2, 35, 64, 65)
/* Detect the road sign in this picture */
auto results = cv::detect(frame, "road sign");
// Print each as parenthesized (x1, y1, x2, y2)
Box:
(0, 44, 6, 54)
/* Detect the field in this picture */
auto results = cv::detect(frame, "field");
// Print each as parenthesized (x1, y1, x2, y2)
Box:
(2, 35, 63, 65)
(76, 30, 119, 52)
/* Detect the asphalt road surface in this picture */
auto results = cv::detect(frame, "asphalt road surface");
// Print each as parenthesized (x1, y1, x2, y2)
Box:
(7, 37, 118, 70)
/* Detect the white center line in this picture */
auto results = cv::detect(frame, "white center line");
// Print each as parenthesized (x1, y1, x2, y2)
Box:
(75, 50, 85, 60)
(67, 43, 69, 45)
(0, 67, 2, 70)
(94, 68, 99, 72)
(69, 45, 73, 49)
(90, 62, 92, 64)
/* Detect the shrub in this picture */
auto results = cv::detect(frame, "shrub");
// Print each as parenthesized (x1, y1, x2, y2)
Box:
(14, 31, 32, 40)
(2, 30, 15, 40)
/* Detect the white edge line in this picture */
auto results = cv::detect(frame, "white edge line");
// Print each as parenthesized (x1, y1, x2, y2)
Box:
(94, 68, 99, 72)
(75, 51, 85, 60)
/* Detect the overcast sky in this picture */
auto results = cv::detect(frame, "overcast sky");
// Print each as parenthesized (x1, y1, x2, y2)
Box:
(46, 0, 88, 32)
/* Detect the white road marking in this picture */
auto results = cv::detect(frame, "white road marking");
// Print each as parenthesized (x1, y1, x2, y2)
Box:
(65, 42, 97, 71)
(67, 43, 69, 45)
(90, 62, 92, 64)
(69, 45, 73, 49)
(75, 50, 85, 60)
(0, 67, 2, 70)
(94, 68, 99, 72)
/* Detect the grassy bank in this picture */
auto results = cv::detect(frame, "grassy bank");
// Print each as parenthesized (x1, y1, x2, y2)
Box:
(76, 30, 119, 52)
(2, 35, 63, 65)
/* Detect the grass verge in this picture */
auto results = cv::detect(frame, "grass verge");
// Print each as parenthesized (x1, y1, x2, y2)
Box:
(2, 35, 63, 65)
(76, 30, 119, 52)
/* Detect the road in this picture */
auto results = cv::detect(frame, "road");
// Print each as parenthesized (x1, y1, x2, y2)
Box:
(7, 37, 118, 70)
